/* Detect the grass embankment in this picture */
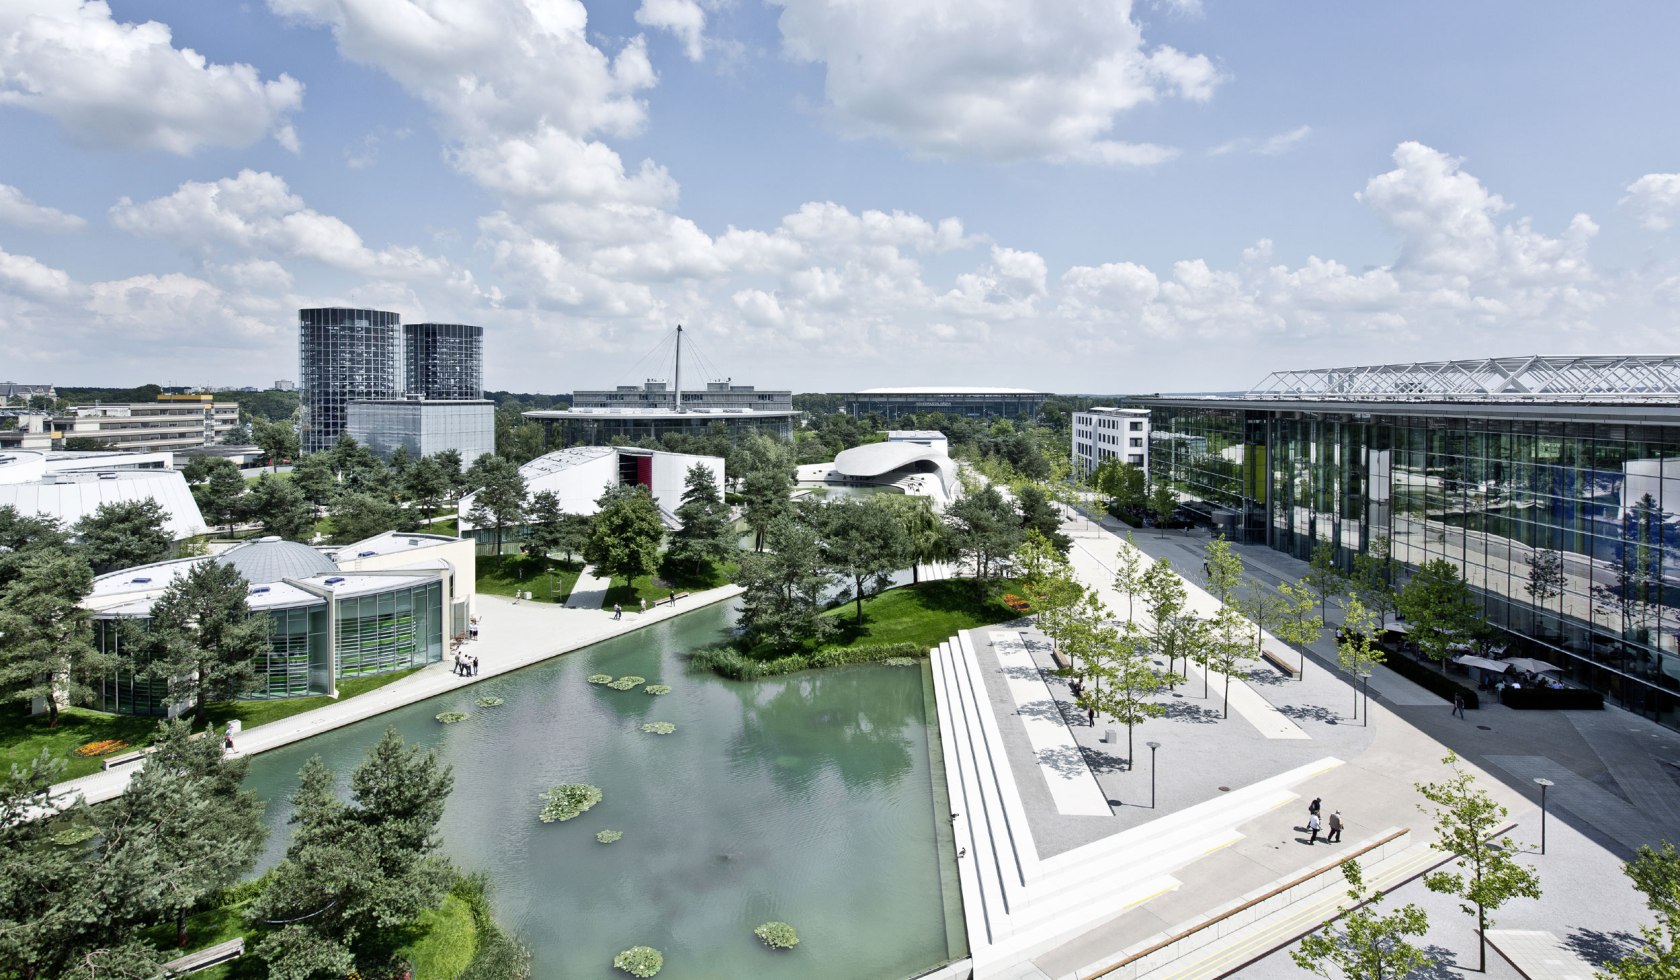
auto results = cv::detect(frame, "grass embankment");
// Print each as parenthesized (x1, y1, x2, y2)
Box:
(2, 667, 424, 781)
(693, 579, 1024, 680)
(478, 554, 583, 603)
(603, 560, 739, 610)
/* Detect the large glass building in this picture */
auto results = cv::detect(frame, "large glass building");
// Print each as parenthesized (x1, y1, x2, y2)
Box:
(346, 398, 495, 465)
(840, 387, 1047, 421)
(405, 322, 484, 400)
(1133, 356, 1680, 731)
(299, 307, 401, 454)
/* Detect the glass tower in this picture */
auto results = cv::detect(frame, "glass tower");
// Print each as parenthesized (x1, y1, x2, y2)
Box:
(405, 322, 484, 400)
(298, 308, 401, 454)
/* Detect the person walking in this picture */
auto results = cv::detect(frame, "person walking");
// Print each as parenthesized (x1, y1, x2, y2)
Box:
(639, 598, 647, 614)
(224, 731, 235, 753)
(1452, 693, 1466, 719)
(612, 603, 623, 620)
(1327, 811, 1343, 843)
(1306, 811, 1321, 845)
(472, 656, 480, 677)
(1308, 797, 1322, 818)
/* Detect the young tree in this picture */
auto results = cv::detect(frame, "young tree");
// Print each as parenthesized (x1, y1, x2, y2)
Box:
(1336, 599, 1386, 725)
(465, 453, 528, 555)
(329, 491, 403, 544)
(1204, 604, 1254, 718)
(1238, 581, 1288, 663)
(1292, 859, 1433, 980)
(1274, 580, 1325, 679)
(1083, 622, 1172, 768)
(254, 728, 455, 974)
(1305, 540, 1346, 620)
(879, 493, 951, 584)
(945, 484, 1025, 592)
(1204, 536, 1244, 606)
(820, 497, 909, 623)
(0, 552, 105, 727)
(735, 513, 838, 651)
(145, 559, 271, 726)
(1351, 534, 1399, 627)
(1015, 483, 1071, 554)
(1399, 558, 1481, 671)
(1416, 752, 1543, 973)
(667, 463, 735, 577)
(73, 499, 172, 574)
(1148, 483, 1177, 537)
(1112, 534, 1146, 622)
(249, 472, 318, 541)
(189, 455, 249, 533)
(1598, 842, 1680, 979)
(584, 484, 665, 583)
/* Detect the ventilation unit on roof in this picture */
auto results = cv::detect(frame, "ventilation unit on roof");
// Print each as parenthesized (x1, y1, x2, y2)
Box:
(130, 577, 151, 584)
(98, 472, 118, 479)
(250, 586, 270, 594)
(324, 576, 346, 585)
(408, 539, 420, 546)
(358, 550, 377, 558)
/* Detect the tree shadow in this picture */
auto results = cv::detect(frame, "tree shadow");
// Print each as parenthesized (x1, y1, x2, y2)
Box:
(1563, 927, 1642, 968)
(1080, 744, 1132, 774)
(1244, 668, 1294, 688)
(1159, 700, 1222, 724)
(1015, 698, 1073, 724)
(1000, 663, 1050, 682)
(1277, 704, 1343, 725)
(1414, 945, 1464, 979)
(1036, 744, 1097, 780)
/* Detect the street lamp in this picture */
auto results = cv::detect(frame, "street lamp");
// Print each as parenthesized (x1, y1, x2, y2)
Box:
(1533, 777, 1554, 854)
(1147, 740, 1161, 810)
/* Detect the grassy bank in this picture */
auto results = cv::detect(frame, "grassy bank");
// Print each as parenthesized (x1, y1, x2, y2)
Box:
(478, 554, 582, 603)
(603, 560, 738, 610)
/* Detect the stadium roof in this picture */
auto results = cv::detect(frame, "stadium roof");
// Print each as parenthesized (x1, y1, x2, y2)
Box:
(1246, 355, 1680, 402)
(849, 387, 1042, 395)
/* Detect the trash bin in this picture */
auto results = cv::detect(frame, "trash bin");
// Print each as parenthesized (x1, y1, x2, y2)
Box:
(1104, 729, 1117, 745)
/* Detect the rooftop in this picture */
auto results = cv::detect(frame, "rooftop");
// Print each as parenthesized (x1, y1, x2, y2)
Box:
(523, 407, 796, 419)
(216, 537, 340, 583)
(1244, 355, 1680, 403)
(850, 387, 1043, 396)
(328, 529, 462, 560)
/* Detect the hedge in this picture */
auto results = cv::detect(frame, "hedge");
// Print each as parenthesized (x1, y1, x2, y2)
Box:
(1380, 652, 1481, 709)
(1498, 687, 1604, 710)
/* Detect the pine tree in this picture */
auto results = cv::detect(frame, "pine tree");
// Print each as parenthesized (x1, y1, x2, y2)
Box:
(667, 464, 735, 577)
(144, 560, 271, 725)
(0, 551, 105, 726)
(73, 499, 172, 574)
(249, 473, 317, 541)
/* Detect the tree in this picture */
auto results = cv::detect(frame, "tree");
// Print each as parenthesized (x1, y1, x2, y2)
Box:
(1138, 556, 1188, 674)
(253, 728, 455, 974)
(188, 456, 249, 533)
(735, 513, 837, 651)
(1204, 604, 1254, 718)
(465, 454, 528, 555)
(1305, 540, 1347, 620)
(1204, 537, 1244, 606)
(1094, 459, 1147, 515)
(433, 449, 468, 507)
(1148, 483, 1177, 537)
(1598, 842, 1680, 979)
(1351, 534, 1399, 627)
(738, 434, 795, 551)
(1015, 483, 1071, 554)
(667, 464, 735, 577)
(523, 489, 566, 558)
(328, 491, 403, 544)
(878, 493, 950, 584)
(1275, 580, 1324, 679)
(1292, 858, 1433, 980)
(0, 551, 104, 726)
(144, 559, 271, 726)
(945, 484, 1024, 592)
(1398, 559, 1481, 671)
(73, 499, 172, 574)
(1238, 581, 1287, 664)
(106, 719, 265, 948)
(0, 506, 71, 589)
(1083, 622, 1171, 768)
(1112, 534, 1146, 622)
(1337, 599, 1386, 725)
(820, 497, 909, 623)
(584, 484, 666, 583)
(1416, 752, 1542, 973)
(249, 473, 318, 541)
(404, 456, 450, 519)
(253, 417, 300, 472)
(289, 451, 339, 508)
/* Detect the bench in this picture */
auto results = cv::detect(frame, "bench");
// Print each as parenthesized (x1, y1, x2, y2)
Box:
(1051, 651, 1071, 671)
(101, 749, 150, 771)
(669, 591, 691, 605)
(161, 938, 244, 975)
(1260, 647, 1300, 678)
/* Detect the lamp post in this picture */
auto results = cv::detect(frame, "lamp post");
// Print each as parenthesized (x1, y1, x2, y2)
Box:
(1147, 740, 1161, 810)
(1533, 777, 1553, 854)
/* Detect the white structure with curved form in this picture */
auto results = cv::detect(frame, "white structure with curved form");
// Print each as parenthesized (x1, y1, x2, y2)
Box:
(799, 438, 959, 507)
(0, 450, 207, 539)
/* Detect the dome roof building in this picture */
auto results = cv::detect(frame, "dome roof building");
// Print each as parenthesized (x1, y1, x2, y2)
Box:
(214, 537, 340, 584)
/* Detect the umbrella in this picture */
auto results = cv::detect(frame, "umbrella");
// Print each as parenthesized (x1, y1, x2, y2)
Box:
(1505, 657, 1562, 674)
(1454, 655, 1510, 673)
(1383, 621, 1411, 633)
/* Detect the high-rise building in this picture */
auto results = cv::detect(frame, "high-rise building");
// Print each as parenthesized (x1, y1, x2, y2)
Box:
(298, 308, 400, 454)
(405, 323, 484, 400)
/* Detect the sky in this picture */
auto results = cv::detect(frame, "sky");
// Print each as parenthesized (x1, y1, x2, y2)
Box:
(2, 1, 1678, 395)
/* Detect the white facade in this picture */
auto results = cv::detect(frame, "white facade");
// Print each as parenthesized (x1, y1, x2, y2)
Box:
(0, 449, 207, 538)
(1071, 407, 1150, 481)
(458, 446, 725, 533)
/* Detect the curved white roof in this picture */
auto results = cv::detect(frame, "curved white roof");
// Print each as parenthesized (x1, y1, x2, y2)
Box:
(832, 441, 957, 493)
(0, 450, 47, 485)
(0, 468, 207, 539)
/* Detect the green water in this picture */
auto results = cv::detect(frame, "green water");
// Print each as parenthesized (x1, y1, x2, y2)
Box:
(242, 601, 966, 979)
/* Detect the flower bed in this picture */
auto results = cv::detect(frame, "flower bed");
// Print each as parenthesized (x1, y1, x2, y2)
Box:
(73, 739, 130, 758)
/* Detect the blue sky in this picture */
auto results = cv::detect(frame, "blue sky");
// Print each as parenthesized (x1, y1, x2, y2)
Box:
(2, 0, 1677, 394)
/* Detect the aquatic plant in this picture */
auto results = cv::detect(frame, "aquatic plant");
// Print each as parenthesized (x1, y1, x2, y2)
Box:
(539, 784, 602, 823)
(475, 695, 504, 707)
(754, 921, 799, 950)
(436, 711, 469, 724)
(607, 675, 646, 691)
(596, 829, 623, 844)
(644, 684, 671, 695)
(613, 946, 663, 977)
(587, 674, 614, 685)
(882, 657, 918, 667)
(640, 722, 676, 735)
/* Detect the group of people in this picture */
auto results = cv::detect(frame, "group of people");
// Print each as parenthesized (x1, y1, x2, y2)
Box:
(454, 652, 479, 676)
(1304, 796, 1343, 845)
(1494, 670, 1565, 695)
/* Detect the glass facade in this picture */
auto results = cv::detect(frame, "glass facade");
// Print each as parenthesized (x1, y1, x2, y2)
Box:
(346, 400, 495, 465)
(529, 411, 796, 448)
(405, 323, 484, 400)
(299, 307, 401, 454)
(841, 391, 1047, 420)
(1140, 399, 1680, 730)
(255, 605, 332, 700)
(334, 581, 444, 677)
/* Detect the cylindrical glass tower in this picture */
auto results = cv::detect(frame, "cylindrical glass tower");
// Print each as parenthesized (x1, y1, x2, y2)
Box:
(298, 308, 400, 454)
(404, 323, 484, 400)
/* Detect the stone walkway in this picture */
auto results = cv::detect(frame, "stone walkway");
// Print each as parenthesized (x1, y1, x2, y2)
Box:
(564, 564, 610, 609)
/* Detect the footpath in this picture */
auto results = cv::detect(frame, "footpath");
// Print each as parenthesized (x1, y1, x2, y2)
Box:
(51, 583, 745, 806)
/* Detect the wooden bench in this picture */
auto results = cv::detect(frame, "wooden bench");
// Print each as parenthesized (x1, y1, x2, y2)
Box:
(1260, 647, 1300, 678)
(161, 937, 244, 975)
(101, 749, 150, 771)
(1051, 651, 1071, 671)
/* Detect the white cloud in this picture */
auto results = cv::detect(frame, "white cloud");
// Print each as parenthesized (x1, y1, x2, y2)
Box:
(0, 0, 303, 154)
(0, 183, 86, 232)
(0, 246, 82, 301)
(1211, 125, 1312, 157)
(636, 0, 706, 62)
(451, 128, 678, 207)
(767, 0, 1218, 164)
(109, 169, 449, 278)
(1622, 173, 1680, 231)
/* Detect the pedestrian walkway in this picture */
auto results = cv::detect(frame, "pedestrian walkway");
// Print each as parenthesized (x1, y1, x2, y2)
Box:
(1486, 930, 1597, 979)
(564, 565, 610, 609)
(990, 629, 1112, 816)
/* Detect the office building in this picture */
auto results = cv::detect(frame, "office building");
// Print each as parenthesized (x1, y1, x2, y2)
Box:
(346, 397, 495, 465)
(57, 394, 240, 452)
(298, 307, 401, 454)
(405, 323, 485, 401)
(841, 387, 1047, 421)
(573, 379, 792, 412)
(1132, 355, 1680, 729)
(1071, 408, 1150, 481)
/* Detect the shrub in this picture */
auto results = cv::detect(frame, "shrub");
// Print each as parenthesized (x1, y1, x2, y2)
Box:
(644, 684, 671, 695)
(455, 871, 534, 980)
(476, 696, 504, 707)
(1380, 653, 1480, 709)
(596, 829, 623, 844)
(613, 946, 663, 977)
(754, 921, 799, 950)
(608, 675, 647, 691)
(641, 722, 676, 735)
(539, 784, 602, 823)
(587, 674, 614, 685)
(436, 711, 470, 724)
(882, 657, 918, 667)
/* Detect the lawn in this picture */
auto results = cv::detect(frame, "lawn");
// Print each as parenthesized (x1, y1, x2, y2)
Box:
(477, 554, 582, 603)
(603, 560, 738, 610)
(204, 667, 424, 732)
(816, 578, 1024, 652)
